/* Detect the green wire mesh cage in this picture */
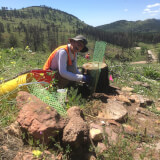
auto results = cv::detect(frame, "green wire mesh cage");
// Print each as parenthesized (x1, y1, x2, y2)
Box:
(28, 82, 66, 116)
(90, 41, 107, 92)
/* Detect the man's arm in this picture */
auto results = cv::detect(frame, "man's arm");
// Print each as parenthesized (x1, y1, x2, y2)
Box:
(58, 50, 83, 82)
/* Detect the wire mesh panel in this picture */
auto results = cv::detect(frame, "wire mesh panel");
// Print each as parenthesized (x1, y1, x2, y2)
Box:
(90, 41, 107, 92)
(28, 83, 66, 115)
(92, 41, 107, 62)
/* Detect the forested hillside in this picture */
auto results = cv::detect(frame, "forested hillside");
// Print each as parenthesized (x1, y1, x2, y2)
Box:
(0, 6, 160, 51)
(96, 19, 160, 33)
(96, 19, 160, 45)
(0, 6, 93, 51)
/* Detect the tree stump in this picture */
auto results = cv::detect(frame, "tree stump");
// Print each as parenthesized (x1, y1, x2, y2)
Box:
(82, 62, 109, 93)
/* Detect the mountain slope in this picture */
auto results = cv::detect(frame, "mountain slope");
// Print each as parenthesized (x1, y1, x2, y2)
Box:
(0, 6, 97, 51)
(96, 19, 160, 33)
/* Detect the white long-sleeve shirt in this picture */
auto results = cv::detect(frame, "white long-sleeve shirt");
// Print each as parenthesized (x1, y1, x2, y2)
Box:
(50, 44, 83, 82)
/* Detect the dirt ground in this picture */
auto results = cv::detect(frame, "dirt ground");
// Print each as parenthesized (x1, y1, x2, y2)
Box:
(0, 85, 160, 160)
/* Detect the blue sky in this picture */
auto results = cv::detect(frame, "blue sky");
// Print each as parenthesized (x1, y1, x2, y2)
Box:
(0, 0, 160, 26)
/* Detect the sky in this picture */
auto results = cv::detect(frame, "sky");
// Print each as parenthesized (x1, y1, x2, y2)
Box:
(0, 0, 160, 27)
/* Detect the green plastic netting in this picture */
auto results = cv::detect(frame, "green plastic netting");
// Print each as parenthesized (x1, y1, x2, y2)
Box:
(92, 41, 107, 62)
(28, 82, 66, 115)
(90, 41, 107, 92)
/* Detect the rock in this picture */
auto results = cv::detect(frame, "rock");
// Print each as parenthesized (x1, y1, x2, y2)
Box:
(16, 91, 66, 144)
(155, 142, 160, 151)
(0, 128, 23, 160)
(98, 100, 128, 122)
(116, 95, 131, 106)
(90, 123, 118, 145)
(67, 106, 84, 119)
(133, 81, 142, 85)
(14, 151, 33, 160)
(4, 121, 21, 138)
(138, 117, 146, 122)
(121, 87, 134, 92)
(141, 83, 150, 89)
(97, 142, 108, 153)
(90, 128, 103, 141)
(105, 126, 118, 145)
(156, 107, 160, 111)
(145, 98, 154, 106)
(133, 81, 150, 89)
(138, 95, 154, 108)
(85, 153, 96, 160)
(62, 116, 88, 147)
(122, 124, 137, 133)
(138, 95, 146, 108)
(16, 91, 38, 108)
(129, 94, 140, 103)
(14, 150, 55, 160)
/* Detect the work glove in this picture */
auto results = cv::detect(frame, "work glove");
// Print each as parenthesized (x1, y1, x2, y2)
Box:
(82, 75, 91, 84)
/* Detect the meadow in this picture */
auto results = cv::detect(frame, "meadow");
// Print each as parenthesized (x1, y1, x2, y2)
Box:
(0, 43, 160, 159)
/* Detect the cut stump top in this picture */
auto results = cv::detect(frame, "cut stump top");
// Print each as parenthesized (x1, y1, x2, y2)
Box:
(82, 62, 107, 70)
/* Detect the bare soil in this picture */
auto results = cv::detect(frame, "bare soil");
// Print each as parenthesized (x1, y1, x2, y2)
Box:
(0, 85, 160, 160)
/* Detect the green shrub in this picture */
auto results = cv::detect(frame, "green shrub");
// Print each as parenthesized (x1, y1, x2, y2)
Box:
(143, 66, 160, 80)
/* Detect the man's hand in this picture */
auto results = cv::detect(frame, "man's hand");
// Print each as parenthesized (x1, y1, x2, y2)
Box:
(82, 75, 91, 84)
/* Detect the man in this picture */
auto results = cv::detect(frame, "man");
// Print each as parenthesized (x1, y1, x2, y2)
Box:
(43, 35, 90, 88)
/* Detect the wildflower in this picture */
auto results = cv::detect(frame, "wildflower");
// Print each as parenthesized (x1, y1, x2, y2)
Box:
(0, 56, 1, 59)
(0, 77, 4, 81)
(40, 131, 43, 135)
(25, 46, 29, 50)
(32, 150, 42, 158)
(46, 106, 50, 110)
(10, 47, 14, 51)
(40, 73, 44, 76)
(45, 96, 49, 100)
(10, 61, 16, 64)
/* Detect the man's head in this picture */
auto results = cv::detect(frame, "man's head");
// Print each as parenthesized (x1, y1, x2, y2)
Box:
(69, 35, 88, 53)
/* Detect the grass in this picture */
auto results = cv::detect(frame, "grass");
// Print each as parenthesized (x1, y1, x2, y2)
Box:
(1, 45, 160, 121)
(0, 44, 160, 159)
(0, 97, 18, 127)
(109, 62, 160, 100)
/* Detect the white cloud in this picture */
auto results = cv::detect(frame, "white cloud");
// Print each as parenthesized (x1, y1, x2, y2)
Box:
(147, 3, 160, 8)
(124, 9, 128, 12)
(143, 3, 160, 15)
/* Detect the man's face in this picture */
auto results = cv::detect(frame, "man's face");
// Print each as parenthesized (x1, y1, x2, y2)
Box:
(72, 40, 84, 52)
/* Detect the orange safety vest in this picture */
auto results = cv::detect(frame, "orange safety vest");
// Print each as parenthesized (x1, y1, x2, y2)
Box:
(43, 45, 75, 70)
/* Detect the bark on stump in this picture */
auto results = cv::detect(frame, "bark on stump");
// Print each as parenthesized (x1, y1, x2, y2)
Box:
(82, 62, 109, 93)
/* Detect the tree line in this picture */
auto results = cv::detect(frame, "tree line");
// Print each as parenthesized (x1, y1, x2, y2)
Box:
(0, 6, 160, 51)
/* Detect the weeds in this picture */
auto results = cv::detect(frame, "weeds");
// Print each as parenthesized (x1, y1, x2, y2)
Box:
(0, 98, 18, 127)
(66, 87, 86, 109)
(1, 46, 160, 159)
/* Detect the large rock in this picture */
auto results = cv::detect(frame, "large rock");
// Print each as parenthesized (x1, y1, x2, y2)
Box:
(62, 117, 88, 147)
(90, 123, 118, 145)
(16, 91, 66, 144)
(98, 99, 128, 122)
(67, 106, 84, 119)
(90, 128, 103, 141)
(62, 106, 88, 147)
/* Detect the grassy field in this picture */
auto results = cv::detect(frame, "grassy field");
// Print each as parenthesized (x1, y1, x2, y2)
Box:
(0, 43, 160, 159)
(1, 43, 160, 125)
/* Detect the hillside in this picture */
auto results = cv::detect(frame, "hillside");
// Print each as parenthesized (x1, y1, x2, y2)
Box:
(0, 6, 98, 51)
(0, 6, 160, 50)
(96, 19, 160, 33)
